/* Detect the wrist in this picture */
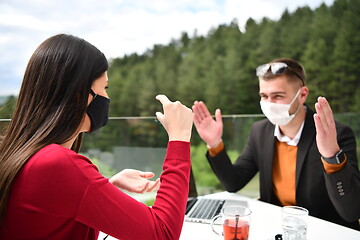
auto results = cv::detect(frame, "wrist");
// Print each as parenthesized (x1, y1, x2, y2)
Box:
(206, 139, 223, 149)
(169, 130, 192, 142)
(207, 141, 224, 157)
(320, 145, 340, 159)
(169, 134, 191, 142)
(321, 149, 346, 164)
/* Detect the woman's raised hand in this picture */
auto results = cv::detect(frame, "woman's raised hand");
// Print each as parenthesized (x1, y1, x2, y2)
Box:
(155, 95, 193, 142)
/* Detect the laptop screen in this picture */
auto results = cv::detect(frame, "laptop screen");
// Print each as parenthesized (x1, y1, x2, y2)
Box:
(188, 167, 198, 198)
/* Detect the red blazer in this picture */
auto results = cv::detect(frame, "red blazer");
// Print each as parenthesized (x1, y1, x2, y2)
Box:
(0, 141, 191, 240)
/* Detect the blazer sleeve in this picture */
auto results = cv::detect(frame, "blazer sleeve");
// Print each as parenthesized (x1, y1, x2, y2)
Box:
(323, 123, 360, 222)
(206, 124, 259, 192)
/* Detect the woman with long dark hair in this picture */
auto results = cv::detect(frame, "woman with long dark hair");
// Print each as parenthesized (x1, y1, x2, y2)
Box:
(0, 34, 193, 240)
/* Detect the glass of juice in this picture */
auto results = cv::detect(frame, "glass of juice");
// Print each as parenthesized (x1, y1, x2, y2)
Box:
(211, 205, 251, 240)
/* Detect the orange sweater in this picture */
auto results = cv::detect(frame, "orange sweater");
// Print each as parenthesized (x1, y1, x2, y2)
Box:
(273, 141, 297, 206)
(208, 140, 346, 206)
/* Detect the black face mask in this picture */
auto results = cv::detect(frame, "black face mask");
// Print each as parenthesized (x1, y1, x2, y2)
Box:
(86, 89, 110, 133)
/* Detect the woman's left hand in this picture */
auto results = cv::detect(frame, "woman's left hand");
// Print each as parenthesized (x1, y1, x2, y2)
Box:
(109, 169, 160, 194)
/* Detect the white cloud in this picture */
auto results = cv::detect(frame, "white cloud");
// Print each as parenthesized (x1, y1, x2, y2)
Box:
(0, 0, 335, 96)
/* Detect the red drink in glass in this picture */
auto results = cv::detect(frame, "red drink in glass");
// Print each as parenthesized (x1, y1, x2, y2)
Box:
(223, 218, 250, 240)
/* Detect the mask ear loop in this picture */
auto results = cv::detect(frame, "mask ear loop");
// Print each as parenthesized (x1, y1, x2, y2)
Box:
(290, 89, 301, 105)
(289, 88, 302, 116)
(89, 89, 98, 99)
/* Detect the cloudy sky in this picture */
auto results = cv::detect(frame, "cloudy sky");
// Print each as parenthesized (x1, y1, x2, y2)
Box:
(0, 0, 334, 96)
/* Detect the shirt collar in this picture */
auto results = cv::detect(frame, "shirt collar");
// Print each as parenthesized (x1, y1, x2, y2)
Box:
(274, 121, 305, 146)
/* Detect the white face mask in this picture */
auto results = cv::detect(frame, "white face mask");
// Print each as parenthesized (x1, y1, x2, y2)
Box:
(260, 89, 301, 126)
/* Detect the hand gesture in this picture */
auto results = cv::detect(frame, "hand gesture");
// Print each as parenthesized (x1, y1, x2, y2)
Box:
(313, 97, 340, 158)
(192, 101, 223, 148)
(110, 169, 160, 194)
(155, 94, 193, 142)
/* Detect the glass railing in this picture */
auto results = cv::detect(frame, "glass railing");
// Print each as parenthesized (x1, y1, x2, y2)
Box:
(1, 113, 360, 202)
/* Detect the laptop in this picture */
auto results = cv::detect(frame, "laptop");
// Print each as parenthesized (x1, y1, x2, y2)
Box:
(185, 168, 248, 224)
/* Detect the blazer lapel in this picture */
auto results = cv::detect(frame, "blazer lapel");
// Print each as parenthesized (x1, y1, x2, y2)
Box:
(262, 122, 276, 201)
(296, 107, 316, 188)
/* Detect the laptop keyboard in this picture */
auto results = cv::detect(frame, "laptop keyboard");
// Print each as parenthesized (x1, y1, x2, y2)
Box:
(188, 199, 225, 220)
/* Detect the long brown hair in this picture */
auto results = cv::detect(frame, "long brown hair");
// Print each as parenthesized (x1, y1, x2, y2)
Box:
(0, 34, 108, 222)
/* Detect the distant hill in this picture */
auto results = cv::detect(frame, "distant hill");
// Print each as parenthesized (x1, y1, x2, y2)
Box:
(0, 96, 9, 105)
(106, 0, 360, 114)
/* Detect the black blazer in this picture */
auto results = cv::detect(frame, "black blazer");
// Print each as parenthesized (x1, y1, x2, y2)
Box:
(207, 107, 360, 230)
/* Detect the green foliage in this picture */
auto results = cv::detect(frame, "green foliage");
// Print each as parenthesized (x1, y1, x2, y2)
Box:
(144, 198, 155, 206)
(0, 96, 17, 119)
(106, 0, 359, 115)
(190, 143, 220, 189)
(87, 156, 116, 178)
(190, 143, 240, 191)
(1, 0, 359, 117)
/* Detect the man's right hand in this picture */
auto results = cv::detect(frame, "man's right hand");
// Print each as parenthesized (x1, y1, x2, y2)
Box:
(192, 101, 223, 148)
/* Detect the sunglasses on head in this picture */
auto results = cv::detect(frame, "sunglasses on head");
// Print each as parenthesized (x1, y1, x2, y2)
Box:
(256, 62, 305, 85)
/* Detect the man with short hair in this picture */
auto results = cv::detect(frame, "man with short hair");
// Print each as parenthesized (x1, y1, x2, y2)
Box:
(192, 58, 360, 230)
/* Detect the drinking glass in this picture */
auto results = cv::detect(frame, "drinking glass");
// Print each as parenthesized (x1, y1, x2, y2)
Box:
(211, 205, 251, 240)
(282, 206, 308, 240)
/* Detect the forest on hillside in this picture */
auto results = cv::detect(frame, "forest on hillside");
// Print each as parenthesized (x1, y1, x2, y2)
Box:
(105, 0, 360, 117)
(1, 0, 359, 119)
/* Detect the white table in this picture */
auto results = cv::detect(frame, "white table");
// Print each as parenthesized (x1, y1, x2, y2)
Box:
(180, 192, 360, 240)
(98, 192, 360, 240)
